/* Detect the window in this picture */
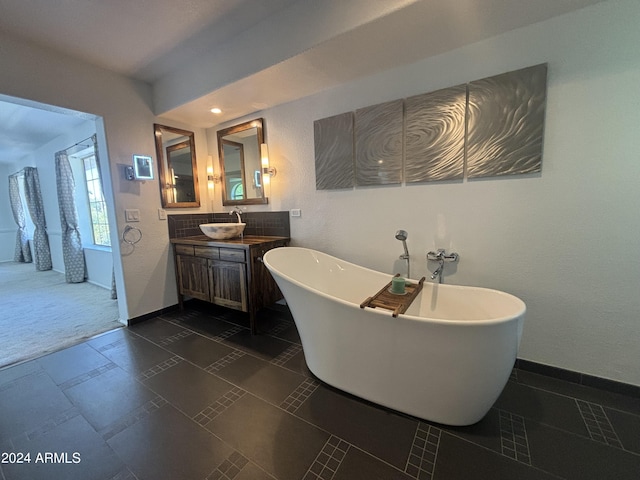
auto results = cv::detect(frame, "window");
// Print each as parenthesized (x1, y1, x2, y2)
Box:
(82, 154, 110, 246)
(231, 182, 244, 200)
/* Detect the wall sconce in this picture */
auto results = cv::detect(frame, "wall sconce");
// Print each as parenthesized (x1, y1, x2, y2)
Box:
(207, 155, 220, 189)
(260, 143, 276, 184)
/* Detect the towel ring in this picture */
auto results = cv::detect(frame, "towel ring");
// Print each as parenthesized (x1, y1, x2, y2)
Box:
(122, 225, 142, 245)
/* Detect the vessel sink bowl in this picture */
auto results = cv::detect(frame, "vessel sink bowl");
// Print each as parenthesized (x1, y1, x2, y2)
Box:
(199, 223, 246, 240)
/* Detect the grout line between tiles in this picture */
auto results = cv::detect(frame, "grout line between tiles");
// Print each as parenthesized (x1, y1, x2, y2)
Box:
(156, 329, 194, 346)
(302, 435, 350, 480)
(136, 355, 183, 380)
(271, 344, 302, 366)
(25, 406, 83, 441)
(511, 372, 640, 419)
(205, 350, 246, 374)
(94, 337, 126, 353)
(206, 450, 249, 480)
(58, 362, 119, 390)
(0, 369, 47, 393)
(157, 316, 306, 377)
(108, 467, 139, 480)
(280, 378, 320, 413)
(498, 410, 532, 465)
(576, 399, 624, 449)
(193, 387, 246, 427)
(405, 422, 441, 479)
(100, 396, 168, 441)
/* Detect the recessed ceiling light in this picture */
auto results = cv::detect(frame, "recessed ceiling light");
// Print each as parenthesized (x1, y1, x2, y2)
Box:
(210, 108, 222, 114)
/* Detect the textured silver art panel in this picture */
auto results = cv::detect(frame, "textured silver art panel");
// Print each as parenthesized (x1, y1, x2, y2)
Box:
(467, 64, 547, 178)
(355, 99, 403, 186)
(405, 85, 466, 183)
(314, 112, 354, 190)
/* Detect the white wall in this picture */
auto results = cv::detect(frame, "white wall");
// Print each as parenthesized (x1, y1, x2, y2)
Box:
(208, 0, 640, 386)
(83, 248, 113, 289)
(0, 163, 17, 261)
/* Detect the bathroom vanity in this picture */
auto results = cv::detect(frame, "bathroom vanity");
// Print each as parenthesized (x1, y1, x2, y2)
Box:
(170, 235, 289, 334)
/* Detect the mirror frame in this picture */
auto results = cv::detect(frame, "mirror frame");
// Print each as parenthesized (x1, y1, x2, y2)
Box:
(217, 118, 267, 205)
(154, 124, 200, 208)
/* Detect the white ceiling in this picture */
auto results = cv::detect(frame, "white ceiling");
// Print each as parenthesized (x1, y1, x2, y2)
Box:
(0, 96, 94, 165)
(0, 0, 606, 164)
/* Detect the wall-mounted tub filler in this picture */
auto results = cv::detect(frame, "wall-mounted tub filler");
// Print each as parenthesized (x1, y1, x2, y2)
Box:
(427, 249, 459, 283)
(395, 230, 410, 278)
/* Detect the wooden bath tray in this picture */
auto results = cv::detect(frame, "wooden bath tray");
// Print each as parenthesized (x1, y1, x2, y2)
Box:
(360, 274, 426, 317)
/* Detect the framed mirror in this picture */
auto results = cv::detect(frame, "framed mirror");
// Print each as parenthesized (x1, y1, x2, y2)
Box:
(217, 118, 267, 205)
(154, 124, 200, 208)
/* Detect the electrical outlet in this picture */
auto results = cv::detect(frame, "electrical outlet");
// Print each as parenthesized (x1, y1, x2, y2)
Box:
(158, 208, 167, 220)
(125, 209, 140, 222)
(290, 209, 301, 217)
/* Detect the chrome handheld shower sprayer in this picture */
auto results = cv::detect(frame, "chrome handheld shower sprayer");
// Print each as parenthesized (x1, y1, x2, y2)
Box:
(395, 230, 410, 279)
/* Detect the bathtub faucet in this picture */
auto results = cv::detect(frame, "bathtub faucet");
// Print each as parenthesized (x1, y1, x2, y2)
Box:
(427, 249, 459, 284)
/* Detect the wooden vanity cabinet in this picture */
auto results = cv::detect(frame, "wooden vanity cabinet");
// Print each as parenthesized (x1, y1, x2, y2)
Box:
(171, 236, 289, 334)
(175, 252, 209, 302)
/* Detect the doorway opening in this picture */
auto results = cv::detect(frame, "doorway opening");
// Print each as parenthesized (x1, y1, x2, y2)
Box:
(0, 94, 123, 368)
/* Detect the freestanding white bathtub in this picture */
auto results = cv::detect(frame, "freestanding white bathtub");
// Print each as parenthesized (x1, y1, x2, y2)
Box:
(263, 247, 526, 426)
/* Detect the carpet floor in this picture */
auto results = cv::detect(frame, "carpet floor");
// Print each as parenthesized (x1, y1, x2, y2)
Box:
(0, 261, 121, 369)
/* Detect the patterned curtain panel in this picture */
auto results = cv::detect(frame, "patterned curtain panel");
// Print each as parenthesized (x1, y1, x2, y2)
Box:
(92, 135, 117, 299)
(55, 151, 86, 283)
(8, 175, 32, 263)
(23, 167, 52, 271)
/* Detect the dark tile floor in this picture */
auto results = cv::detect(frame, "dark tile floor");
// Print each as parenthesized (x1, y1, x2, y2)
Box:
(1, 302, 639, 480)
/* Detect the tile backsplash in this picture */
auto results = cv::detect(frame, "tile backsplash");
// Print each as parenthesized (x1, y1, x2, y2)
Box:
(168, 211, 290, 239)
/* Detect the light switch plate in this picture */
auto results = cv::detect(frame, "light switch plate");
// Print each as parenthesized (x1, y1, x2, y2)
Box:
(125, 209, 140, 222)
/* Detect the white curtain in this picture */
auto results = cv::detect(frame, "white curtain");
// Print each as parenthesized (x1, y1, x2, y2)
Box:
(23, 167, 52, 271)
(8, 174, 32, 263)
(55, 151, 86, 283)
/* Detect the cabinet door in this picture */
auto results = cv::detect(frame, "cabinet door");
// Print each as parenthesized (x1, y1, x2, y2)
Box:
(176, 254, 210, 301)
(209, 260, 248, 312)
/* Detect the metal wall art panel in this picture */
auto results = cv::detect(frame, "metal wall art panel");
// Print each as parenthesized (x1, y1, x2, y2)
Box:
(314, 112, 355, 190)
(467, 64, 547, 178)
(354, 99, 404, 186)
(405, 84, 466, 183)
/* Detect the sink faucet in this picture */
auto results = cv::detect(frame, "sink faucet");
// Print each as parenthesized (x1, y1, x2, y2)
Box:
(426, 249, 459, 284)
(229, 207, 243, 223)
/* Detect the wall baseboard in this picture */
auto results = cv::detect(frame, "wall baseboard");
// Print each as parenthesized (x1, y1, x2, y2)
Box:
(127, 304, 180, 326)
(86, 279, 109, 290)
(516, 358, 640, 398)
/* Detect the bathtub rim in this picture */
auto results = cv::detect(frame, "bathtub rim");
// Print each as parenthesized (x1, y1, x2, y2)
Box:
(263, 246, 526, 326)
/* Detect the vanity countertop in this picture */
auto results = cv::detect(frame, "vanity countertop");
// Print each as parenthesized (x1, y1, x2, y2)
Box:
(170, 235, 290, 247)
